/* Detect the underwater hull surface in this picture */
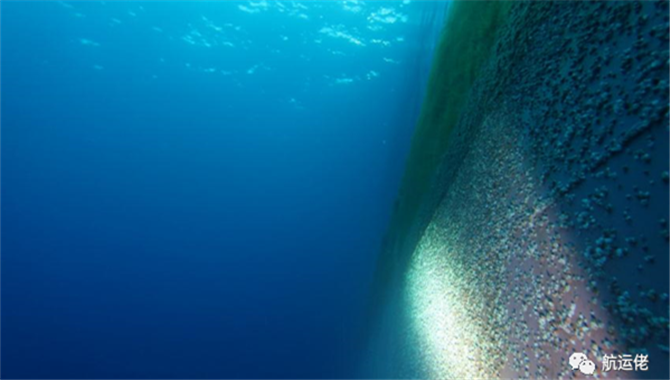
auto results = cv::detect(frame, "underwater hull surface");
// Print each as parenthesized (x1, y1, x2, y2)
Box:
(365, 1, 670, 379)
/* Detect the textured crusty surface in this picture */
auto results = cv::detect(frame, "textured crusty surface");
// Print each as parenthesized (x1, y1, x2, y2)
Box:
(364, 2, 669, 379)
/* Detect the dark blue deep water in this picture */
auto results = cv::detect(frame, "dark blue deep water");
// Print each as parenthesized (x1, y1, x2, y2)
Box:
(1, 1, 445, 378)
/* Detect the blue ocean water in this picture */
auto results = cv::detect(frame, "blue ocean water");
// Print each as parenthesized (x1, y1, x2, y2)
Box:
(1, 1, 446, 378)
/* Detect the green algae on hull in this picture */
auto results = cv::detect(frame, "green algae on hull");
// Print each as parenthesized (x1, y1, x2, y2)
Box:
(362, 3, 514, 374)
(374, 0, 513, 298)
